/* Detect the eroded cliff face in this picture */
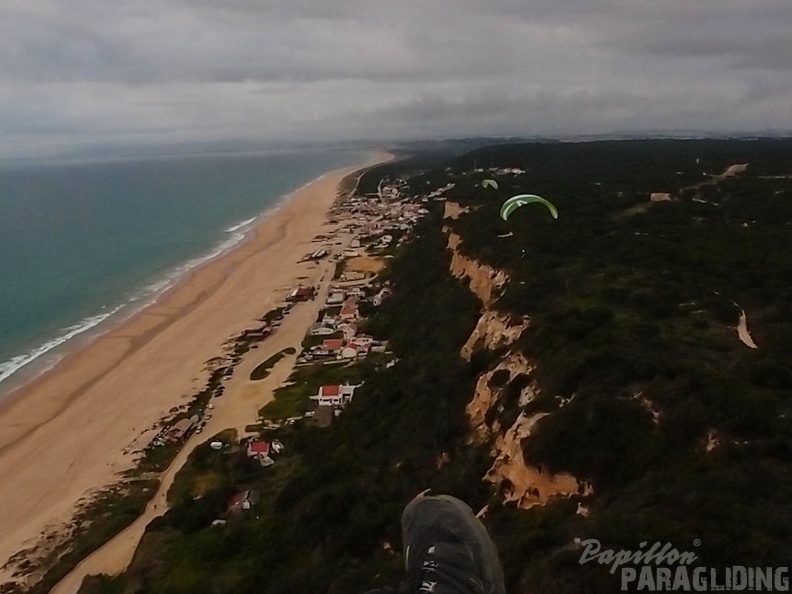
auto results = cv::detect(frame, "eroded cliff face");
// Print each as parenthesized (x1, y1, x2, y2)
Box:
(487, 413, 592, 508)
(464, 351, 591, 509)
(446, 231, 508, 308)
(461, 311, 530, 362)
(448, 228, 592, 510)
(467, 353, 534, 439)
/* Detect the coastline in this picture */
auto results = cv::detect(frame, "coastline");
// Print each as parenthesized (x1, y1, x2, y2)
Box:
(0, 151, 391, 584)
(0, 157, 361, 401)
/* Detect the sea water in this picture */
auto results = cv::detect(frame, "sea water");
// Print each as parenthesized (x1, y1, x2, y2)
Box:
(0, 147, 368, 396)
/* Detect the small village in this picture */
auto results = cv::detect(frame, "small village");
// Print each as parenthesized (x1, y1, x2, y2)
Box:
(144, 167, 527, 469)
(149, 174, 431, 520)
(132, 163, 551, 528)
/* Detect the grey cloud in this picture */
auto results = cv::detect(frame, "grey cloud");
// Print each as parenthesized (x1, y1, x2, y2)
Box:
(0, 0, 790, 157)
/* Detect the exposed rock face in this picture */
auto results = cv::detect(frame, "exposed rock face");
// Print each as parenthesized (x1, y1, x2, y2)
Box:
(465, 354, 592, 509)
(446, 231, 508, 307)
(449, 226, 592, 510)
(443, 201, 471, 220)
(468, 373, 499, 439)
(467, 353, 534, 439)
(486, 413, 592, 509)
(461, 311, 530, 361)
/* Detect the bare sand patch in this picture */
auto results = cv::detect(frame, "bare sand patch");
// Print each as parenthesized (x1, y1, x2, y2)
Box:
(737, 310, 759, 349)
(344, 255, 384, 274)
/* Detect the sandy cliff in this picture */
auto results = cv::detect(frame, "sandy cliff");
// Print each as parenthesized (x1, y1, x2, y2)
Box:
(447, 229, 592, 510)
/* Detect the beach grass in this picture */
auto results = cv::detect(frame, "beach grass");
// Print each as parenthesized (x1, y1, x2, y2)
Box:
(167, 430, 238, 506)
(249, 347, 297, 381)
(6, 478, 158, 594)
(258, 361, 364, 421)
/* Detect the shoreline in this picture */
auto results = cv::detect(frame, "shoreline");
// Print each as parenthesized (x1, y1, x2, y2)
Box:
(0, 159, 364, 403)
(0, 151, 391, 584)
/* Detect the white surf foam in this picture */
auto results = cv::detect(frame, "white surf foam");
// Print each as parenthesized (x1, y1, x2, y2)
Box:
(0, 305, 124, 385)
(225, 217, 257, 233)
(0, 202, 288, 394)
(0, 155, 365, 396)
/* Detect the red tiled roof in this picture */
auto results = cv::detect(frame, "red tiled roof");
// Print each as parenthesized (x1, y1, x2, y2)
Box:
(320, 385, 341, 397)
(248, 441, 270, 454)
(322, 339, 344, 350)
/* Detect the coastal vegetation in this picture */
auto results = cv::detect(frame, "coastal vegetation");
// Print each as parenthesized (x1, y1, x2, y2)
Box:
(0, 479, 157, 594)
(258, 361, 364, 421)
(75, 139, 792, 593)
(249, 347, 297, 381)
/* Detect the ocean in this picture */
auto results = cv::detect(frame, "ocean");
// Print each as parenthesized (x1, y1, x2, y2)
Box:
(0, 147, 368, 396)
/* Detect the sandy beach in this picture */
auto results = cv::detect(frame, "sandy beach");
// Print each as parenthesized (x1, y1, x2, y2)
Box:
(0, 152, 388, 586)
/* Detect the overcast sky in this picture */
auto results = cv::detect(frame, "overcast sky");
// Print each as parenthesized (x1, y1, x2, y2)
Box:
(2, 0, 790, 158)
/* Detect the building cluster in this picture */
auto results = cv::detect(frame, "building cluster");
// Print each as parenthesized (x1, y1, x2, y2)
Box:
(205, 437, 286, 523)
(158, 177, 436, 528)
(331, 178, 430, 250)
(300, 285, 390, 364)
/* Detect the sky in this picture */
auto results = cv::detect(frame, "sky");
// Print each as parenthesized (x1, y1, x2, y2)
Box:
(1, 0, 791, 158)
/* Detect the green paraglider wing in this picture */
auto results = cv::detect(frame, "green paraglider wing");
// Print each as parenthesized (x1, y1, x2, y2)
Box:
(482, 179, 499, 190)
(500, 194, 558, 221)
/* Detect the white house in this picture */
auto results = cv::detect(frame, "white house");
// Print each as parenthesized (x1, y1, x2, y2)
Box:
(338, 322, 358, 342)
(321, 312, 339, 326)
(311, 383, 360, 407)
(309, 324, 336, 336)
(326, 291, 346, 305)
(371, 288, 392, 306)
(352, 335, 374, 347)
(340, 342, 370, 359)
